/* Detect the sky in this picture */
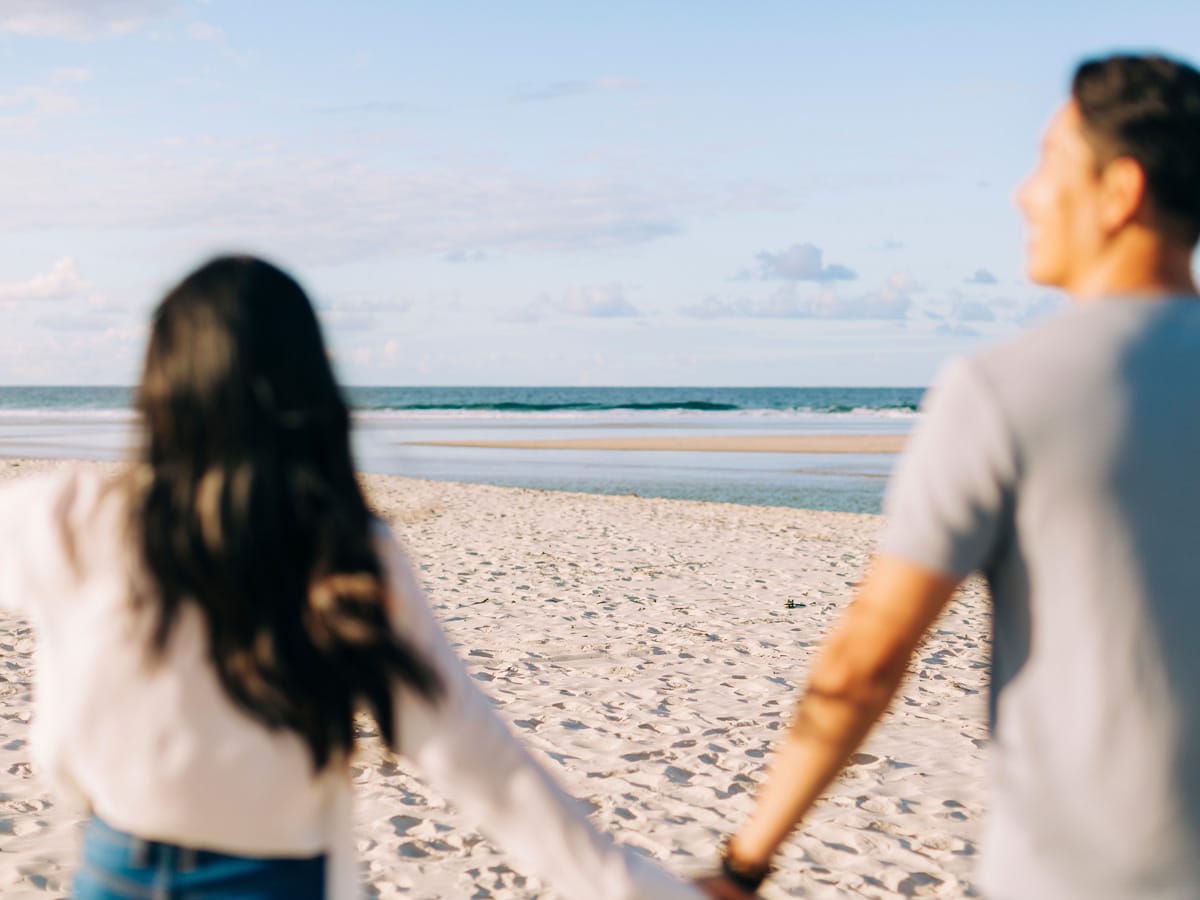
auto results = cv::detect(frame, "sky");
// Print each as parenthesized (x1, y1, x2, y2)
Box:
(1, 1, 1198, 386)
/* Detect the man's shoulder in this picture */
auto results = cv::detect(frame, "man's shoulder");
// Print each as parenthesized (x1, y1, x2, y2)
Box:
(970, 302, 1089, 372)
(970, 296, 1199, 376)
(964, 300, 1142, 401)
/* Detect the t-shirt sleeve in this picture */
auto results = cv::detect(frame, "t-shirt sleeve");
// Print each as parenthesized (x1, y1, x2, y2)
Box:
(880, 357, 1018, 580)
(373, 524, 701, 900)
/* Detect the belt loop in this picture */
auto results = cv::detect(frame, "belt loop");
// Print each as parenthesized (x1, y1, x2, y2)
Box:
(130, 837, 151, 869)
(178, 846, 197, 872)
(154, 843, 175, 900)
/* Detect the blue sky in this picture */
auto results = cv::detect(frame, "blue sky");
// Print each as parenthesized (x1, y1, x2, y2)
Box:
(1, 1, 1198, 386)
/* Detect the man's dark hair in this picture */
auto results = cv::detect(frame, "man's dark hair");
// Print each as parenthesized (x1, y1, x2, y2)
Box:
(1072, 53, 1200, 245)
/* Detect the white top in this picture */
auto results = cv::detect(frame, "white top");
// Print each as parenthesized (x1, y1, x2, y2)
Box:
(0, 465, 700, 900)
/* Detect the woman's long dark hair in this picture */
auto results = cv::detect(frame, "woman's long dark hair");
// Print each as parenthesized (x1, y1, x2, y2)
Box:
(132, 255, 439, 770)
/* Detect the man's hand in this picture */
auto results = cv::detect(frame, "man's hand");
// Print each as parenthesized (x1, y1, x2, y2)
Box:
(693, 874, 758, 899)
(723, 555, 960, 874)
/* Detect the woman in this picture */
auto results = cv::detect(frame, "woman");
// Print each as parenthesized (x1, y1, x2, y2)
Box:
(0, 256, 705, 899)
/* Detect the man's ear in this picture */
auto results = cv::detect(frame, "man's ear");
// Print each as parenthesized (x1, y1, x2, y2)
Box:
(1098, 156, 1147, 234)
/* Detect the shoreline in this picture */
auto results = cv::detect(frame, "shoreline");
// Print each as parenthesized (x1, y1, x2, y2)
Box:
(406, 433, 908, 454)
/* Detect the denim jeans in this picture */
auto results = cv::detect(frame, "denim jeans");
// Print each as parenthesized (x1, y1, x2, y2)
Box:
(74, 817, 326, 900)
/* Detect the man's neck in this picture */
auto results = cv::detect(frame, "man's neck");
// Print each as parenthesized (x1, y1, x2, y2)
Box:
(1068, 234, 1198, 301)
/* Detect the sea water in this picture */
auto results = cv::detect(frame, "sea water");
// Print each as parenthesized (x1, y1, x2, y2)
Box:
(0, 386, 923, 514)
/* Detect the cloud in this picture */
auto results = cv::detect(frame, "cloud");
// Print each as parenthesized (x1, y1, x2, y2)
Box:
(317, 297, 412, 331)
(680, 295, 747, 320)
(1, 260, 128, 331)
(443, 249, 486, 264)
(517, 77, 640, 103)
(35, 309, 124, 331)
(814, 272, 912, 319)
(498, 296, 551, 323)
(755, 243, 857, 282)
(953, 299, 996, 322)
(920, 287, 1000, 330)
(315, 100, 414, 116)
(722, 180, 801, 214)
(561, 284, 638, 318)
(1014, 294, 1068, 326)
(681, 272, 912, 321)
(0, 322, 146, 383)
(185, 21, 222, 41)
(502, 286, 640, 322)
(0, 147, 691, 264)
(965, 268, 998, 285)
(936, 322, 981, 338)
(882, 240, 905, 251)
(50, 67, 92, 84)
(0, 72, 86, 132)
(0, 258, 89, 304)
(0, 0, 173, 37)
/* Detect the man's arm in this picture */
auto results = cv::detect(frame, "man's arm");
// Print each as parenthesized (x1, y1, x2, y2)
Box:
(722, 555, 960, 876)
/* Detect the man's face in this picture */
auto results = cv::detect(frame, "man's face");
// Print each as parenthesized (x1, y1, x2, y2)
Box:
(1017, 102, 1107, 290)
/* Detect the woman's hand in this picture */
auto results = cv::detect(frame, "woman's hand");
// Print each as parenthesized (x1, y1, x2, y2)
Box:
(693, 874, 759, 899)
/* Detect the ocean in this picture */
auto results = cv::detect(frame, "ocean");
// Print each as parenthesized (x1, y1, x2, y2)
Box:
(0, 386, 924, 514)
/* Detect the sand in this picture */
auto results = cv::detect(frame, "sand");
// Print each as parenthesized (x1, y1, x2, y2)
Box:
(0, 459, 989, 899)
(407, 434, 908, 454)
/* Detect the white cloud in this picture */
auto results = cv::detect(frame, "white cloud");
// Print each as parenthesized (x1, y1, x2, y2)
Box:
(35, 311, 119, 331)
(0, 147, 689, 264)
(965, 268, 998, 285)
(0, 258, 88, 304)
(517, 77, 641, 103)
(36, 291, 128, 330)
(50, 67, 93, 84)
(679, 295, 745, 320)
(443, 249, 487, 264)
(0, 0, 173, 37)
(681, 271, 912, 321)
(317, 297, 412, 332)
(1014, 294, 1068, 326)
(0, 75, 84, 132)
(501, 286, 641, 322)
(185, 20, 221, 41)
(0, 320, 145, 383)
(498, 296, 551, 323)
(561, 284, 639, 318)
(953, 298, 996, 322)
(754, 243, 857, 282)
(936, 322, 982, 338)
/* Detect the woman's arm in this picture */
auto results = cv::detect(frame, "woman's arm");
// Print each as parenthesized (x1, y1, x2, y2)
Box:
(376, 528, 703, 900)
(0, 465, 89, 615)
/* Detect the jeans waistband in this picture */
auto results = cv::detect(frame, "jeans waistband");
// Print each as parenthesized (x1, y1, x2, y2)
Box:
(79, 817, 327, 900)
(85, 816, 325, 871)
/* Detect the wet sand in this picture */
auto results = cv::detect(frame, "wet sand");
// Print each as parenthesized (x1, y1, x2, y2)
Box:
(407, 434, 908, 454)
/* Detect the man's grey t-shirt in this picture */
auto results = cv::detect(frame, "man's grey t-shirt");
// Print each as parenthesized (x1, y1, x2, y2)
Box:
(882, 297, 1200, 899)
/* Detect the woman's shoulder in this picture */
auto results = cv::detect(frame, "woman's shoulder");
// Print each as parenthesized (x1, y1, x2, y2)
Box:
(48, 462, 133, 529)
(0, 460, 120, 516)
(0, 462, 135, 615)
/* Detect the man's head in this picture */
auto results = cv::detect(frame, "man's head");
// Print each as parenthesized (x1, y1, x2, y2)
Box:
(1018, 54, 1200, 292)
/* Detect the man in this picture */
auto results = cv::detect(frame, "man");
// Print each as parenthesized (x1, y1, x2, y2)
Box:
(698, 53, 1200, 899)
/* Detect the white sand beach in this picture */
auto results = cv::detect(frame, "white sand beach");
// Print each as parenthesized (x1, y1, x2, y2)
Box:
(0, 459, 989, 899)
